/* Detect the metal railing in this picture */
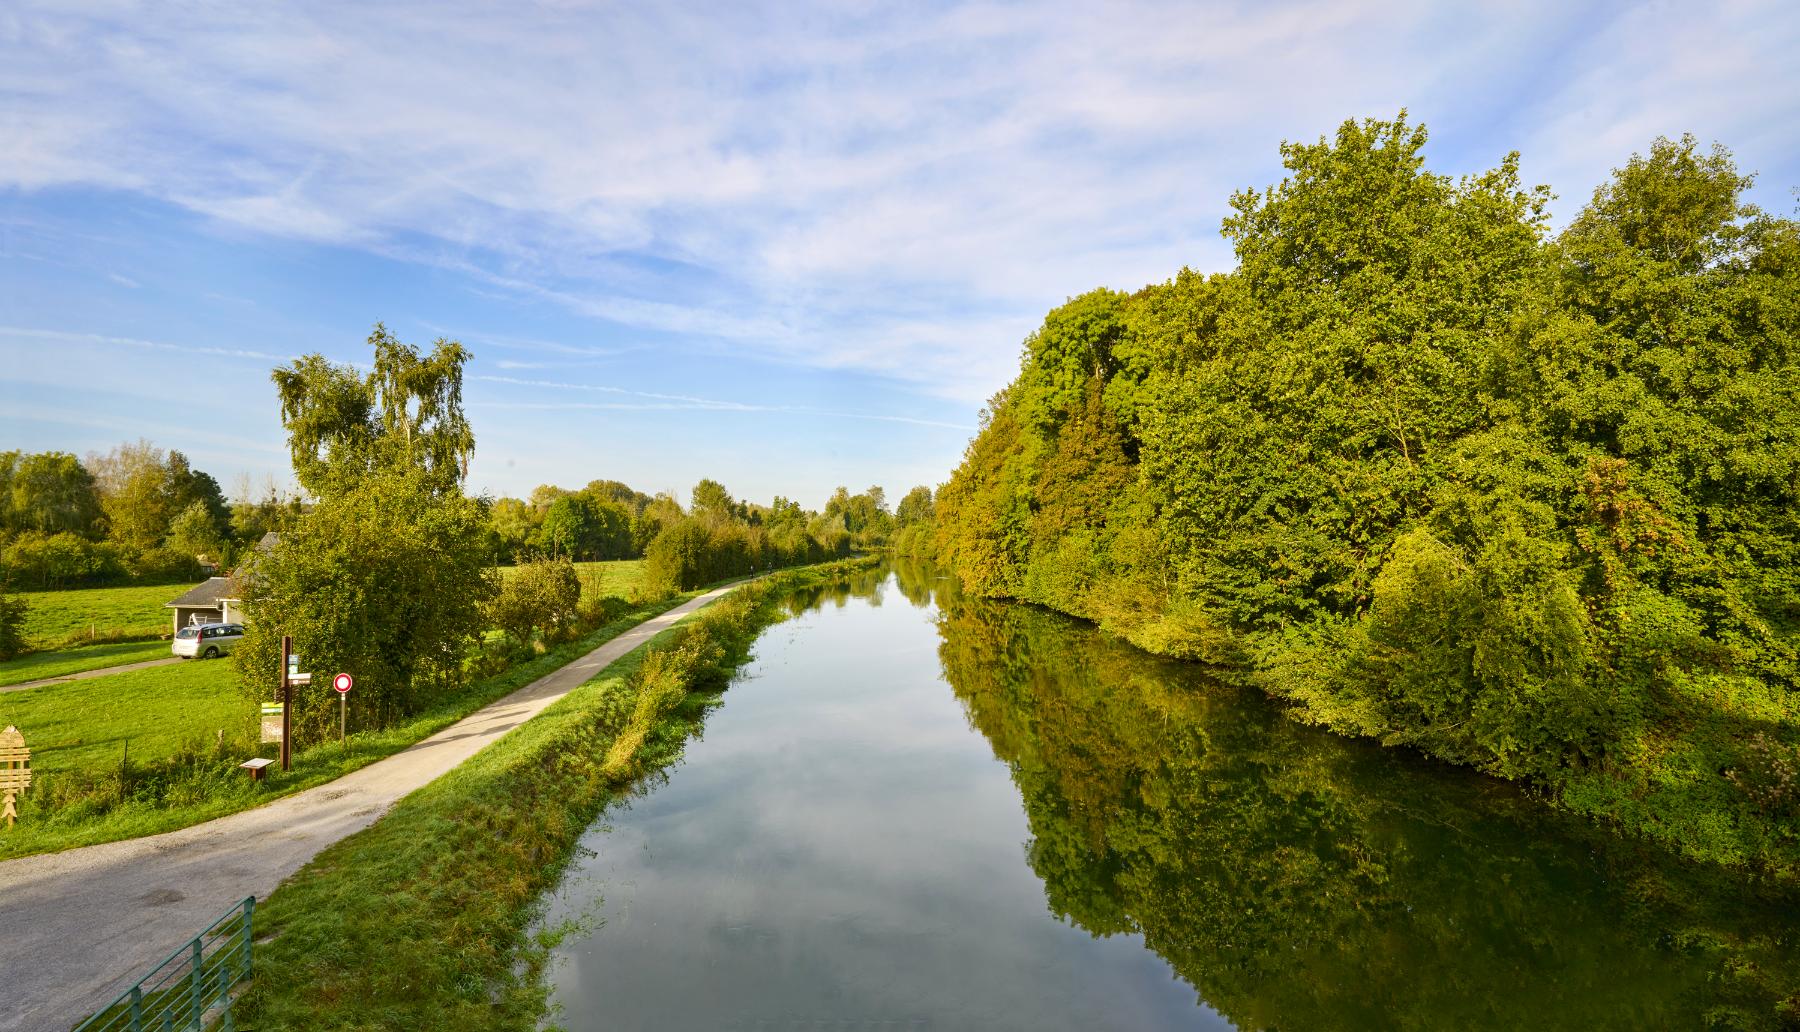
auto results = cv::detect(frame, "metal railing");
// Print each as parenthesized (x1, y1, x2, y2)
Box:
(75, 897, 255, 1032)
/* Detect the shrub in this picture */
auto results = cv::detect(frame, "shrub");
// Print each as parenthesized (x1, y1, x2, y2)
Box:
(0, 592, 26, 660)
(486, 558, 581, 647)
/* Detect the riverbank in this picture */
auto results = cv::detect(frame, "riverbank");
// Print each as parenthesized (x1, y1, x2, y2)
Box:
(234, 558, 877, 1031)
(944, 572, 1800, 883)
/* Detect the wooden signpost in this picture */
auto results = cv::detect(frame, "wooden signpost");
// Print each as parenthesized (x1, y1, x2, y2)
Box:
(1, 725, 31, 827)
(278, 636, 311, 772)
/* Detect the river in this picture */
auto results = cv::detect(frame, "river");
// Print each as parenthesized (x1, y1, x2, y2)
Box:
(538, 560, 1800, 1030)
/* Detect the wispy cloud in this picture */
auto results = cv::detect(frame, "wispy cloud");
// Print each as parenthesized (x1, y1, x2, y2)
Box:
(475, 374, 762, 411)
(474, 375, 973, 431)
(0, 326, 290, 363)
(3, 0, 1795, 406)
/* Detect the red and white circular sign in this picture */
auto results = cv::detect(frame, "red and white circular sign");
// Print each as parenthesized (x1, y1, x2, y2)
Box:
(332, 672, 353, 694)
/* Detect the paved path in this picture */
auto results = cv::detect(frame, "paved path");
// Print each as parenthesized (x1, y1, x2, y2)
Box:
(0, 584, 741, 1032)
(0, 656, 182, 694)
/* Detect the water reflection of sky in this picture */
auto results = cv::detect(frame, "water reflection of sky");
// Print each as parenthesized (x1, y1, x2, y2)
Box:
(541, 575, 1226, 1031)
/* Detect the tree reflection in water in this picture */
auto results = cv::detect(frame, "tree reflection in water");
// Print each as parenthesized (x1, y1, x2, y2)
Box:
(891, 559, 1800, 1030)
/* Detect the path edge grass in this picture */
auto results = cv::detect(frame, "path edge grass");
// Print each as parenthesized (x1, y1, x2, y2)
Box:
(234, 557, 878, 1031)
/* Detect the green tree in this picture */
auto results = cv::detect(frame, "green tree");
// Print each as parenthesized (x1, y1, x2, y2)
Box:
(236, 471, 492, 734)
(240, 326, 493, 735)
(528, 484, 572, 512)
(11, 452, 101, 536)
(583, 479, 650, 513)
(166, 499, 227, 562)
(691, 479, 738, 520)
(272, 322, 473, 498)
(539, 495, 599, 558)
(162, 451, 230, 541)
(87, 439, 169, 549)
(0, 451, 18, 532)
(894, 486, 934, 527)
(486, 497, 537, 560)
(589, 499, 633, 559)
(930, 115, 1800, 870)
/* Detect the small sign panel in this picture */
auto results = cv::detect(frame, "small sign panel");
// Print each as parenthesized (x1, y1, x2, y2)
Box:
(332, 673, 353, 694)
(260, 703, 283, 744)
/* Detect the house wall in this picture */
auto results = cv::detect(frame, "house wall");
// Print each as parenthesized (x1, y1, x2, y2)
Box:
(172, 606, 225, 633)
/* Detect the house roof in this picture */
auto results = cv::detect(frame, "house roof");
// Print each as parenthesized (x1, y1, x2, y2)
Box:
(166, 577, 235, 608)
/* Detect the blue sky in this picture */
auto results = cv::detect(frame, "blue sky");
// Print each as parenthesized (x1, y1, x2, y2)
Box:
(3, 1, 1797, 509)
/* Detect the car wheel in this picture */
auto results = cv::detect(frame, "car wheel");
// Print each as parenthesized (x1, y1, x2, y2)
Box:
(204, 647, 220, 659)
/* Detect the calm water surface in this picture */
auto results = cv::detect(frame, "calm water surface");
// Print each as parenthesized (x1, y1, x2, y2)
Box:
(541, 561, 1800, 1030)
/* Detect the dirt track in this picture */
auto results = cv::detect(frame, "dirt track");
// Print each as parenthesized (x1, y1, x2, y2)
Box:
(0, 655, 181, 694)
(0, 584, 738, 1032)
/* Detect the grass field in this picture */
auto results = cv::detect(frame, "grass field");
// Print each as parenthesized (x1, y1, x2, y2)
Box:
(16, 583, 184, 648)
(499, 559, 645, 599)
(0, 641, 171, 688)
(0, 658, 242, 775)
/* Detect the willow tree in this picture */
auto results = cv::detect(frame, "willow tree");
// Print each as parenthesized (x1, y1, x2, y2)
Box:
(237, 325, 494, 738)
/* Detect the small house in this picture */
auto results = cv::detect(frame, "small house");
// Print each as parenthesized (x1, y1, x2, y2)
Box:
(166, 577, 248, 633)
(164, 532, 279, 633)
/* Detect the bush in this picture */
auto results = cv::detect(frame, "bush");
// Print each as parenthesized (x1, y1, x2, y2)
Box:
(486, 558, 581, 647)
(0, 592, 26, 660)
(1, 532, 127, 589)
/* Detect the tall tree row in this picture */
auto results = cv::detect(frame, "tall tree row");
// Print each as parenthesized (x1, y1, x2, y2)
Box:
(932, 116, 1800, 874)
(0, 441, 267, 589)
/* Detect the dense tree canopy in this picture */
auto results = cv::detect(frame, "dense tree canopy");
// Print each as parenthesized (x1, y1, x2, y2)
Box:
(933, 116, 1800, 871)
(272, 323, 473, 498)
(239, 327, 493, 732)
(0, 442, 254, 589)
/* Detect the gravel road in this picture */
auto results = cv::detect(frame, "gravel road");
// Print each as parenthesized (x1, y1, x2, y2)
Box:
(0, 584, 739, 1032)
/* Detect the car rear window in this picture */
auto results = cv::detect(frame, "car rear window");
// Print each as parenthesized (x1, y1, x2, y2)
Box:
(177, 627, 200, 639)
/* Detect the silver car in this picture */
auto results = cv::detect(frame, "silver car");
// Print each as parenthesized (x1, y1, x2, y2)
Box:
(173, 623, 244, 659)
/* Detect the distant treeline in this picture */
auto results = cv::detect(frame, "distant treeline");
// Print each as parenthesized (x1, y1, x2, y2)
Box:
(0, 444, 297, 590)
(931, 115, 1800, 875)
(492, 478, 940, 593)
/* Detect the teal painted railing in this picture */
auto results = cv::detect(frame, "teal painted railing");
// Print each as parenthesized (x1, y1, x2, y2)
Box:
(75, 897, 255, 1032)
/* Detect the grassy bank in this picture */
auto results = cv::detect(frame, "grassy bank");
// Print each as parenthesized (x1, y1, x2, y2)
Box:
(235, 558, 876, 1031)
(0, 594, 691, 860)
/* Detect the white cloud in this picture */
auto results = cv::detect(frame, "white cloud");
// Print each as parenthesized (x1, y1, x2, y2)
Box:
(471, 375, 975, 430)
(0, 325, 290, 363)
(3, 0, 1795, 404)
